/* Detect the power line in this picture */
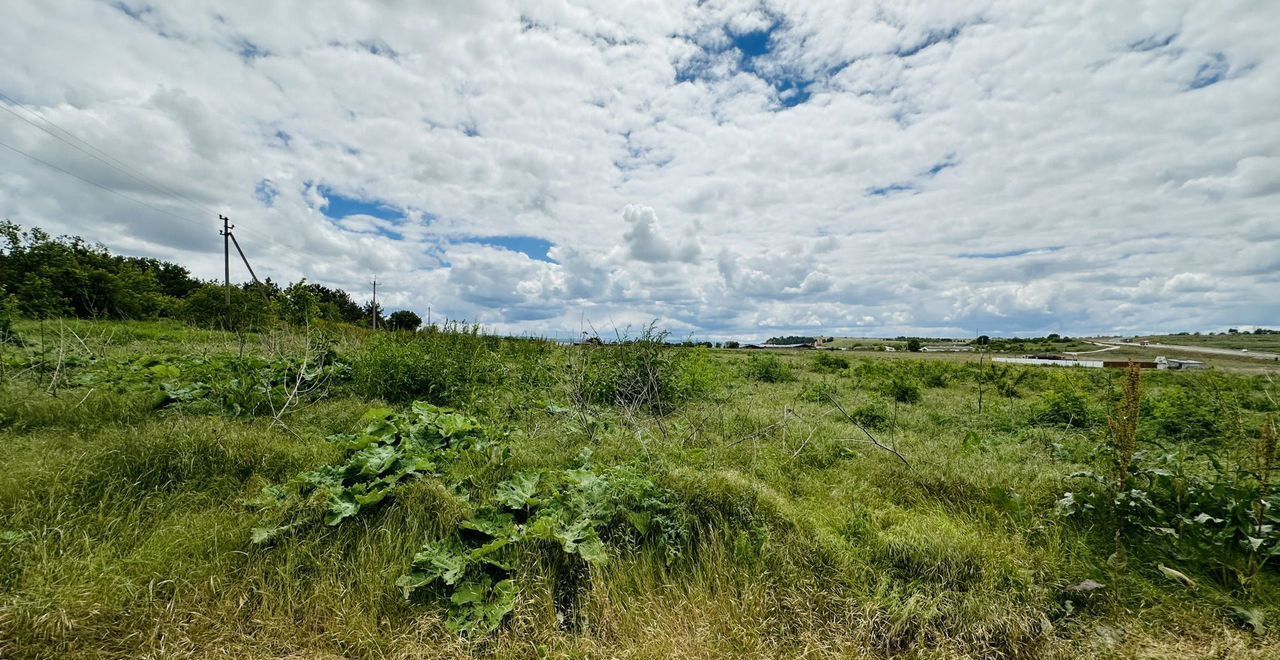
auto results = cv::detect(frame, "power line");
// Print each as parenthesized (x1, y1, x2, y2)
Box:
(0, 137, 203, 226)
(0, 92, 220, 220)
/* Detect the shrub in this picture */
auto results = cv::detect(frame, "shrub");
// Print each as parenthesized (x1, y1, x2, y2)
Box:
(570, 325, 713, 414)
(1034, 390, 1093, 428)
(1060, 419, 1280, 589)
(848, 403, 890, 430)
(1150, 387, 1220, 441)
(800, 380, 839, 403)
(884, 378, 922, 404)
(744, 354, 793, 383)
(922, 369, 948, 389)
(810, 352, 849, 374)
(350, 325, 508, 406)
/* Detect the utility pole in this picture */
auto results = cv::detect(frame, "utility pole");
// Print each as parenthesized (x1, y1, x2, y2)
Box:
(371, 277, 378, 330)
(219, 214, 233, 306)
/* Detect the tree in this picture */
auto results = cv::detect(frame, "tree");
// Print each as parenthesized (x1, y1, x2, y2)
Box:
(906, 338, 923, 352)
(387, 310, 422, 332)
(725, 340, 740, 349)
(282, 279, 320, 326)
(976, 335, 990, 345)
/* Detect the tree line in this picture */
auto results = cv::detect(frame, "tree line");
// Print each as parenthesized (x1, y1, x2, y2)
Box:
(0, 221, 421, 331)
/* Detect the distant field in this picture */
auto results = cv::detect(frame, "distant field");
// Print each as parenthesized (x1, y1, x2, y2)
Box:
(1139, 333, 1280, 352)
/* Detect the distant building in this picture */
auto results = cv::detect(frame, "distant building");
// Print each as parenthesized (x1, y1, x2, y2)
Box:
(920, 345, 973, 352)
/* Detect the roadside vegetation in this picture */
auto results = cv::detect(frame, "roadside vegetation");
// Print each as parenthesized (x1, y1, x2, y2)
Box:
(2, 314, 1279, 659)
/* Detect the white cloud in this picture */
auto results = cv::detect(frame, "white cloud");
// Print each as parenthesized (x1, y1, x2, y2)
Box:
(0, 0, 1277, 339)
(620, 204, 701, 263)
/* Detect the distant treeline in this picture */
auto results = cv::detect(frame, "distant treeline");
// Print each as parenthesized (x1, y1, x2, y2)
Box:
(0, 221, 419, 331)
(765, 336, 833, 345)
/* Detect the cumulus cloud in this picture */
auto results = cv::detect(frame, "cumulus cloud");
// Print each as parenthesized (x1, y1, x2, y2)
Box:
(0, 0, 1277, 339)
(620, 204, 701, 263)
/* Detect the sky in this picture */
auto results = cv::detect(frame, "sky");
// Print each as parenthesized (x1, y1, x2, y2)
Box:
(1, 1, 1277, 340)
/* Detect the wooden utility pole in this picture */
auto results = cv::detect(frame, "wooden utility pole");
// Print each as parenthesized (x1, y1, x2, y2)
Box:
(219, 214, 233, 306)
(371, 277, 378, 330)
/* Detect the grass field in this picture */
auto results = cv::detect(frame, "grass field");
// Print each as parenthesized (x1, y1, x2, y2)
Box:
(1, 319, 1279, 658)
(1136, 333, 1280, 353)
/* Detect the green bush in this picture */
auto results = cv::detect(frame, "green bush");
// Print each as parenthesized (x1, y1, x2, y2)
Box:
(570, 325, 713, 414)
(1034, 390, 1093, 427)
(810, 352, 849, 374)
(922, 370, 948, 389)
(1150, 387, 1220, 441)
(848, 403, 890, 430)
(350, 325, 507, 406)
(800, 380, 839, 403)
(884, 378, 921, 404)
(744, 354, 793, 383)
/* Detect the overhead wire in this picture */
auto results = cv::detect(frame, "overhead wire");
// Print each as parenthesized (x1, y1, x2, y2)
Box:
(0, 91, 221, 221)
(0, 137, 204, 226)
(0, 93, 294, 294)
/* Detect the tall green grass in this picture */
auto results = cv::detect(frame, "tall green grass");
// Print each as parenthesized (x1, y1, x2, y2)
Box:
(1, 321, 1278, 658)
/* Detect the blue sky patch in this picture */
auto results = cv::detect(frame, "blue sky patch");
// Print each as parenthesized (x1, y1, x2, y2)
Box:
(673, 20, 818, 110)
(867, 183, 915, 197)
(462, 236, 556, 262)
(237, 39, 269, 62)
(254, 179, 278, 207)
(923, 155, 958, 176)
(895, 26, 964, 58)
(1189, 53, 1229, 89)
(1129, 33, 1177, 52)
(958, 246, 1063, 259)
(317, 185, 404, 222)
(112, 2, 148, 21)
(732, 29, 772, 63)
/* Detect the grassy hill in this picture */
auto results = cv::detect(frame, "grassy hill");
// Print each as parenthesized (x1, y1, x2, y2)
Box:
(1, 320, 1278, 658)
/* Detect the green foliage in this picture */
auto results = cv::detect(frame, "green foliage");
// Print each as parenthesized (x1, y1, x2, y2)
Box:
(847, 403, 890, 430)
(744, 353, 793, 383)
(884, 378, 922, 404)
(1060, 448, 1280, 588)
(800, 380, 840, 403)
(1060, 371, 1279, 590)
(251, 402, 503, 533)
(0, 220, 197, 320)
(254, 399, 691, 637)
(0, 295, 20, 346)
(906, 338, 923, 352)
(1150, 387, 1221, 441)
(181, 284, 277, 331)
(398, 451, 690, 635)
(0, 221, 370, 329)
(280, 279, 320, 326)
(810, 352, 849, 374)
(765, 335, 818, 345)
(1035, 389, 1094, 428)
(571, 325, 715, 414)
(387, 310, 423, 332)
(66, 352, 346, 417)
(350, 325, 507, 406)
